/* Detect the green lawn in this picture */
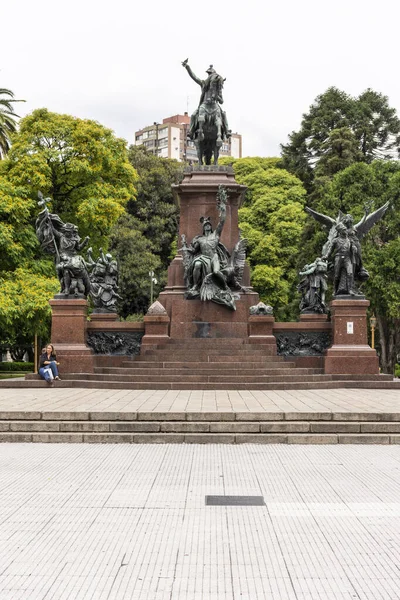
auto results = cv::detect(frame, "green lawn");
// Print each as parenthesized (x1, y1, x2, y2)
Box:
(0, 372, 31, 379)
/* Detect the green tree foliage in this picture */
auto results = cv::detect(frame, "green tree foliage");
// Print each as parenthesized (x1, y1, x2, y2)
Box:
(307, 161, 400, 373)
(2, 109, 138, 250)
(0, 109, 138, 351)
(127, 145, 182, 265)
(110, 146, 183, 316)
(0, 268, 59, 357)
(0, 88, 24, 159)
(0, 177, 37, 272)
(0, 173, 58, 351)
(109, 214, 162, 316)
(281, 87, 400, 190)
(222, 157, 307, 319)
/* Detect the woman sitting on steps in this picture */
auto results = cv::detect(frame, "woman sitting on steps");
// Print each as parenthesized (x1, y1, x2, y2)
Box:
(39, 344, 61, 385)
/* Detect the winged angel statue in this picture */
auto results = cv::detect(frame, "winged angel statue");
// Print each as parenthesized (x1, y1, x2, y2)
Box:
(180, 186, 248, 310)
(305, 202, 389, 296)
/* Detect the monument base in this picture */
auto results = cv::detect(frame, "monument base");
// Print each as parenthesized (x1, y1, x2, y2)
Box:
(158, 290, 260, 339)
(248, 315, 276, 351)
(142, 314, 171, 346)
(299, 313, 329, 323)
(324, 346, 379, 375)
(49, 298, 94, 373)
(324, 298, 379, 375)
(90, 312, 119, 322)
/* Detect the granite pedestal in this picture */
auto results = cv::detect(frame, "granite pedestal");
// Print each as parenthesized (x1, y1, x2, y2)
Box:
(49, 298, 94, 373)
(157, 166, 262, 343)
(324, 298, 379, 374)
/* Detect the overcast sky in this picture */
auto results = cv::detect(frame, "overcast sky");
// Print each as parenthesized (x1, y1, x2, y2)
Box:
(2, 0, 400, 157)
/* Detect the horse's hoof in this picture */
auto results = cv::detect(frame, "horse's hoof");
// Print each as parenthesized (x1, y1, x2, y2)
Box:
(216, 138, 222, 148)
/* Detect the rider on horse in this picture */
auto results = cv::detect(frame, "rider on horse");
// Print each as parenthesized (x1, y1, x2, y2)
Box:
(182, 59, 231, 160)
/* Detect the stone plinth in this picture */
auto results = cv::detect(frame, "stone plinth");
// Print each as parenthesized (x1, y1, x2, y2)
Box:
(90, 312, 119, 322)
(299, 313, 329, 323)
(49, 298, 94, 373)
(248, 316, 276, 351)
(172, 167, 247, 251)
(324, 299, 379, 374)
(142, 314, 170, 345)
(159, 167, 256, 340)
(158, 290, 259, 339)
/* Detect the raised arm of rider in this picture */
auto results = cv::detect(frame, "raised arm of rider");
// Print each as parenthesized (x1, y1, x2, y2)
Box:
(184, 64, 203, 87)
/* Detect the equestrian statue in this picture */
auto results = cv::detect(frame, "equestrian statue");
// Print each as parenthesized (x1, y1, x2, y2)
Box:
(182, 59, 231, 165)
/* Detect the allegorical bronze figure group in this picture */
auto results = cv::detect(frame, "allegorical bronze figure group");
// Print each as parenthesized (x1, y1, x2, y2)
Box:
(36, 192, 120, 313)
(299, 202, 389, 313)
(181, 185, 248, 311)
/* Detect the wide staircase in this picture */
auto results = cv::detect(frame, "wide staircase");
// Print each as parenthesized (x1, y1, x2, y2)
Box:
(23, 337, 397, 390)
(2, 339, 400, 444)
(1, 408, 400, 444)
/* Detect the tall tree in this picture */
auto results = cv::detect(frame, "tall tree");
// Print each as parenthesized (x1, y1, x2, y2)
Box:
(127, 145, 183, 266)
(109, 213, 162, 317)
(2, 108, 138, 250)
(0, 109, 138, 351)
(0, 88, 24, 159)
(281, 87, 400, 190)
(306, 161, 400, 373)
(110, 146, 183, 316)
(221, 157, 307, 319)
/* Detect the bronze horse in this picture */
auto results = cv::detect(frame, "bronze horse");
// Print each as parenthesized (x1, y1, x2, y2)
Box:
(182, 60, 231, 165)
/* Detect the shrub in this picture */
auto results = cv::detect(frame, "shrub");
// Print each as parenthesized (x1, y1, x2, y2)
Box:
(0, 362, 34, 372)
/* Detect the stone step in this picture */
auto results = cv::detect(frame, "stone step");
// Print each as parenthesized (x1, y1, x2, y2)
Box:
(120, 360, 292, 369)
(139, 350, 276, 360)
(34, 373, 394, 384)
(3, 420, 400, 434)
(153, 339, 274, 348)
(0, 430, 398, 444)
(91, 367, 324, 377)
(3, 379, 399, 390)
(134, 355, 286, 363)
(158, 338, 252, 344)
(1, 411, 400, 422)
(141, 346, 276, 356)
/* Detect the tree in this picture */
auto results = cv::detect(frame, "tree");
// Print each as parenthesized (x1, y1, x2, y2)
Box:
(2, 108, 138, 250)
(281, 87, 400, 190)
(109, 146, 183, 316)
(0, 88, 24, 159)
(221, 157, 307, 319)
(0, 268, 59, 359)
(127, 145, 182, 266)
(0, 109, 138, 353)
(308, 161, 400, 373)
(109, 214, 162, 317)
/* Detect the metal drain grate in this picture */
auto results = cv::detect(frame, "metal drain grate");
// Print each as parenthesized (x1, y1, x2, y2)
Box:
(205, 495, 265, 506)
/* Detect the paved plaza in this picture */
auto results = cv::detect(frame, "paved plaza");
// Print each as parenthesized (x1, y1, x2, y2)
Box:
(0, 387, 400, 415)
(1, 388, 400, 599)
(1, 442, 400, 599)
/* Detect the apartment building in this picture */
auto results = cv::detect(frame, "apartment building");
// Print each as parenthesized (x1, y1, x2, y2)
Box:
(134, 113, 242, 162)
